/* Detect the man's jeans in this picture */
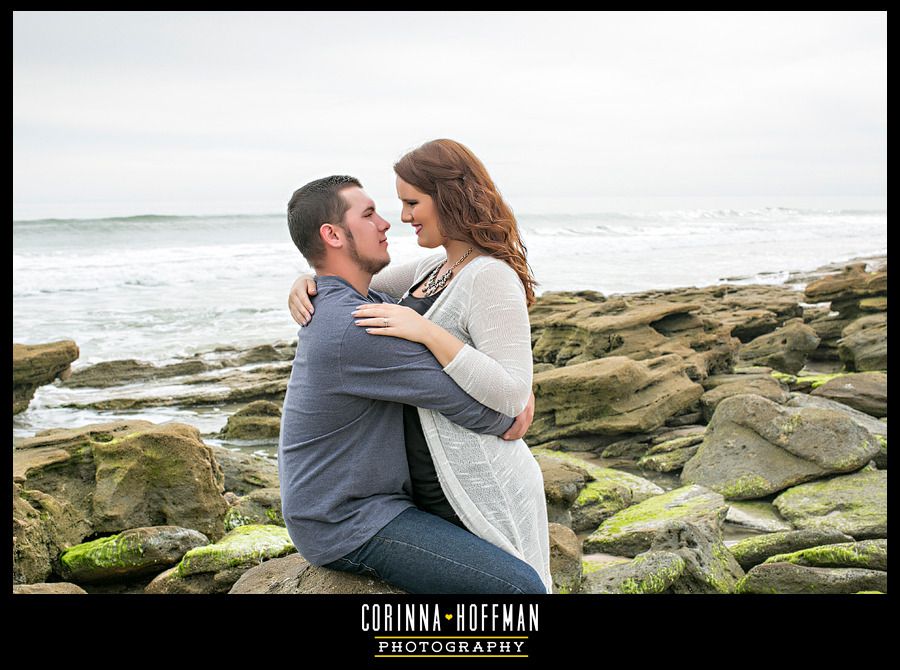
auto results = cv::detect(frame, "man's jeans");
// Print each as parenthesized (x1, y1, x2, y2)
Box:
(322, 507, 546, 594)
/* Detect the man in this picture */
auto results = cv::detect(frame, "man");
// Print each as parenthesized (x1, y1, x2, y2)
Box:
(280, 175, 545, 594)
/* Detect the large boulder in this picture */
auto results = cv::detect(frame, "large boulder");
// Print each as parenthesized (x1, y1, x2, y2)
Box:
(529, 355, 704, 443)
(583, 485, 728, 557)
(229, 553, 406, 594)
(681, 394, 880, 499)
(810, 372, 887, 418)
(14, 421, 230, 548)
(737, 319, 821, 374)
(58, 526, 209, 583)
(146, 524, 296, 594)
(13, 340, 79, 413)
(772, 467, 887, 539)
(728, 529, 855, 571)
(839, 313, 887, 372)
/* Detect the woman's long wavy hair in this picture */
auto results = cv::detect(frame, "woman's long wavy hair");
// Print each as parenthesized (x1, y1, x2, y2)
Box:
(393, 139, 537, 306)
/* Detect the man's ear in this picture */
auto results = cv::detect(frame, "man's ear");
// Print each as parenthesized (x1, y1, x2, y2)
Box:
(320, 223, 344, 250)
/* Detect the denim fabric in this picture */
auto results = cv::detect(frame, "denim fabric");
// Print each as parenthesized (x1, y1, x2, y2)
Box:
(322, 507, 546, 594)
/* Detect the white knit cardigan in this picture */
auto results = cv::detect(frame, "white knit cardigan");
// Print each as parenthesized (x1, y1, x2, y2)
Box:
(371, 252, 552, 593)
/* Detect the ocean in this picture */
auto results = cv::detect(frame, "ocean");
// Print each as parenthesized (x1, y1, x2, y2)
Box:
(13, 197, 887, 441)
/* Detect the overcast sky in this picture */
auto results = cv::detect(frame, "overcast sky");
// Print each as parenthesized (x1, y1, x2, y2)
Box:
(13, 11, 887, 219)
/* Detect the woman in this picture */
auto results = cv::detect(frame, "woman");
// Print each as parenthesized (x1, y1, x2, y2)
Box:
(289, 139, 551, 592)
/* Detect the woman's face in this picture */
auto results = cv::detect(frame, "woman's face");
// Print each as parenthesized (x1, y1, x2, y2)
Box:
(396, 175, 443, 248)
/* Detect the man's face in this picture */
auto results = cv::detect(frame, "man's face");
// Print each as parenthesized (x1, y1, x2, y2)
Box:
(338, 186, 391, 275)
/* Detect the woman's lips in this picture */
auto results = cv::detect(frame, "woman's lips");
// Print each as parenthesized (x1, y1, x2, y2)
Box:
(413, 224, 422, 235)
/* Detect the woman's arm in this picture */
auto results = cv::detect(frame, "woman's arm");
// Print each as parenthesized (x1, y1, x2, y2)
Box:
(440, 261, 533, 417)
(352, 260, 533, 417)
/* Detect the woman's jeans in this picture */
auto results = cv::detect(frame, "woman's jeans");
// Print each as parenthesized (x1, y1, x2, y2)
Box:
(322, 507, 546, 594)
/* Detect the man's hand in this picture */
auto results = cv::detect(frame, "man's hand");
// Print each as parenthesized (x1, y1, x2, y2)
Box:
(501, 391, 535, 441)
(289, 275, 318, 326)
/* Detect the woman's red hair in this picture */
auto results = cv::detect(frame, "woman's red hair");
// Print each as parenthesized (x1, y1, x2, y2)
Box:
(394, 139, 537, 306)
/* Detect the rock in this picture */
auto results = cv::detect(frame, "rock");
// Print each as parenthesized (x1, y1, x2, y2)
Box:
(728, 529, 856, 571)
(218, 400, 282, 440)
(699, 377, 789, 422)
(228, 553, 406, 594)
(737, 319, 821, 374)
(534, 453, 590, 509)
(549, 523, 582, 594)
(146, 524, 297, 594)
(725, 501, 792, 533)
(65, 359, 210, 388)
(681, 394, 880, 499)
(839, 313, 887, 372)
(533, 448, 663, 533)
(804, 263, 886, 304)
(58, 526, 209, 583)
(583, 485, 728, 557)
(810, 372, 887, 418)
(13, 482, 91, 585)
(530, 355, 704, 443)
(636, 435, 704, 473)
(224, 487, 284, 531)
(12, 582, 88, 594)
(735, 562, 887, 594)
(13, 340, 79, 413)
(14, 421, 229, 544)
(646, 520, 745, 593)
(773, 468, 887, 539)
(582, 550, 686, 594)
(763, 539, 886, 571)
(209, 444, 280, 495)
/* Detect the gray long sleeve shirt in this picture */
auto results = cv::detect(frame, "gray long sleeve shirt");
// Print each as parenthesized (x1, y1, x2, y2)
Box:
(278, 275, 515, 566)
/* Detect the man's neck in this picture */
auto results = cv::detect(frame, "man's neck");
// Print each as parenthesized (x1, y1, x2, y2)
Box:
(315, 257, 372, 297)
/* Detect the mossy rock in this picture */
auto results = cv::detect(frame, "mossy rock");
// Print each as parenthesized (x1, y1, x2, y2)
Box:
(728, 529, 855, 571)
(735, 562, 887, 594)
(223, 487, 284, 531)
(583, 485, 727, 557)
(176, 524, 295, 577)
(59, 526, 210, 583)
(763, 539, 886, 571)
(582, 551, 686, 594)
(773, 468, 886, 539)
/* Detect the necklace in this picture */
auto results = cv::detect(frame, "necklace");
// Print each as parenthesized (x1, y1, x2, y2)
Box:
(421, 247, 474, 297)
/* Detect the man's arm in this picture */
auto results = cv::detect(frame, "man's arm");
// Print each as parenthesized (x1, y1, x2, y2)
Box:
(339, 320, 515, 437)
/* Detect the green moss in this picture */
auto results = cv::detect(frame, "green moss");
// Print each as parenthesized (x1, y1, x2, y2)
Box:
(581, 560, 606, 576)
(769, 371, 849, 390)
(176, 524, 294, 577)
(763, 540, 886, 570)
(718, 474, 771, 500)
(224, 507, 255, 532)
(875, 435, 887, 449)
(60, 532, 148, 575)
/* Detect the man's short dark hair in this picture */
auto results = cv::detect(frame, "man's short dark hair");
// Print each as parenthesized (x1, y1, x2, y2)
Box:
(287, 175, 362, 267)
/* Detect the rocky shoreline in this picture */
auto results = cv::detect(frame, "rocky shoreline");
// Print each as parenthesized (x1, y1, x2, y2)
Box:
(13, 256, 887, 594)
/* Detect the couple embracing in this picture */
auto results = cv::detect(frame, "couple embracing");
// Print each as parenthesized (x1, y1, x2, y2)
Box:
(279, 139, 551, 594)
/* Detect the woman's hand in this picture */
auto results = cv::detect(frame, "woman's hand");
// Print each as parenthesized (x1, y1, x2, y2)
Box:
(501, 391, 535, 441)
(289, 274, 318, 326)
(352, 303, 433, 344)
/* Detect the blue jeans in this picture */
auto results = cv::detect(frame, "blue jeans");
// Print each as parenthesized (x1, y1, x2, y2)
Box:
(322, 507, 546, 594)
